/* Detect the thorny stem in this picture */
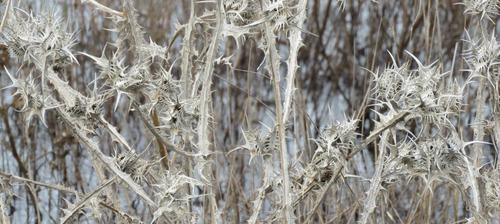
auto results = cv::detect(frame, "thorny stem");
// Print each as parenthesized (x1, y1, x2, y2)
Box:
(469, 76, 486, 213)
(358, 131, 389, 224)
(180, 0, 195, 99)
(55, 106, 157, 208)
(260, 2, 293, 223)
(198, 0, 223, 222)
(60, 177, 117, 224)
(248, 159, 273, 224)
(282, 0, 307, 123)
(132, 102, 197, 158)
(0, 171, 77, 195)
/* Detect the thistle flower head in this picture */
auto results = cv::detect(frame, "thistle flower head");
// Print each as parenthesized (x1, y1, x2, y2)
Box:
(371, 60, 410, 102)
(2, 68, 59, 126)
(115, 151, 153, 183)
(317, 118, 358, 151)
(1, 9, 77, 68)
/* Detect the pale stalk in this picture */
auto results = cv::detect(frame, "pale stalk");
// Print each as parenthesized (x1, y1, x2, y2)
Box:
(197, 0, 223, 223)
(260, 5, 293, 223)
(282, 0, 307, 123)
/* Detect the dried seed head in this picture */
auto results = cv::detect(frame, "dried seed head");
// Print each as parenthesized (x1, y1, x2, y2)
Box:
(461, 0, 499, 22)
(317, 119, 358, 151)
(115, 151, 152, 183)
(1, 10, 77, 68)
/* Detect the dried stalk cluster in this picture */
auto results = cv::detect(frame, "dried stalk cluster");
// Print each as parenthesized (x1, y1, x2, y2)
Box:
(0, 0, 499, 223)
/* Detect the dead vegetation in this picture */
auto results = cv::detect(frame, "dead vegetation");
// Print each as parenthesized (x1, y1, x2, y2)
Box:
(0, 0, 499, 223)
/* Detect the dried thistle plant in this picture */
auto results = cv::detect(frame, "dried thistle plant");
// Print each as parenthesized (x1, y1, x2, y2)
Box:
(0, 0, 499, 223)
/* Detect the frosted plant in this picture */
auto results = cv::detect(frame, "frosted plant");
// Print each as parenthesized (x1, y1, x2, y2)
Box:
(0, 9, 77, 68)
(463, 32, 500, 82)
(3, 69, 64, 132)
(316, 118, 359, 152)
(115, 150, 154, 183)
(371, 57, 410, 102)
(224, 0, 258, 26)
(1, 0, 499, 223)
(293, 119, 357, 211)
(461, 0, 499, 22)
(152, 171, 203, 223)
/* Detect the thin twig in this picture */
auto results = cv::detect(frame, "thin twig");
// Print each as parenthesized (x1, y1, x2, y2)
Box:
(83, 0, 124, 17)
